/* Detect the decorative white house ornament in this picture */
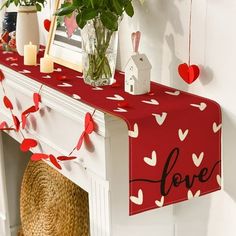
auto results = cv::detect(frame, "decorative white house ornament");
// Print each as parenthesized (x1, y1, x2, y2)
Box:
(125, 32, 152, 95)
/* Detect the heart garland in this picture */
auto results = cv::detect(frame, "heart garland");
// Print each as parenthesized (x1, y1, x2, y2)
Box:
(44, 19, 51, 32)
(0, 69, 96, 170)
(76, 112, 96, 150)
(178, 0, 200, 84)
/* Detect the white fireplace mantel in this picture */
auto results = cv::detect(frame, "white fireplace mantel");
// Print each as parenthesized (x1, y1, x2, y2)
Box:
(0, 64, 174, 236)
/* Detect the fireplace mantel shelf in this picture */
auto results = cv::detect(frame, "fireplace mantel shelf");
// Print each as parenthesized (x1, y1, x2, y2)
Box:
(0, 64, 173, 236)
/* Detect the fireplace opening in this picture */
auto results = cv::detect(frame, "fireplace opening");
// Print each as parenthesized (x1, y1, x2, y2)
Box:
(0, 133, 90, 236)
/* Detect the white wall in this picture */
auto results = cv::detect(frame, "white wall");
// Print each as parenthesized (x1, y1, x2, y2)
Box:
(1, 0, 236, 235)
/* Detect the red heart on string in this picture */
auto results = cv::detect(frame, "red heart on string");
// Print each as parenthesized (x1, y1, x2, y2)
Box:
(20, 138, 38, 152)
(76, 131, 86, 150)
(22, 106, 38, 116)
(3, 96, 13, 110)
(12, 115, 20, 131)
(57, 156, 77, 161)
(0, 70, 5, 81)
(85, 113, 95, 134)
(22, 114, 27, 129)
(33, 93, 41, 110)
(44, 19, 51, 32)
(178, 63, 200, 84)
(49, 154, 62, 169)
(0, 121, 7, 129)
(31, 153, 49, 161)
(0, 121, 15, 131)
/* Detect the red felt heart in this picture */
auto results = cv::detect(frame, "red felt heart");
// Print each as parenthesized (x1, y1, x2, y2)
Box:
(76, 131, 86, 150)
(0, 70, 5, 81)
(178, 63, 200, 84)
(21, 114, 27, 129)
(3, 96, 13, 110)
(12, 115, 20, 131)
(31, 153, 49, 161)
(49, 154, 62, 169)
(20, 138, 38, 152)
(57, 156, 77, 161)
(22, 105, 38, 116)
(0, 121, 7, 129)
(0, 121, 15, 131)
(33, 93, 41, 110)
(85, 113, 95, 134)
(44, 19, 51, 32)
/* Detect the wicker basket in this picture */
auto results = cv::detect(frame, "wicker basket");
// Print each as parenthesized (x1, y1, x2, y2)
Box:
(19, 160, 89, 236)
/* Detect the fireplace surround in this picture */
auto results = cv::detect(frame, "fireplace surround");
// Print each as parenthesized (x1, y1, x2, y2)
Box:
(0, 64, 173, 236)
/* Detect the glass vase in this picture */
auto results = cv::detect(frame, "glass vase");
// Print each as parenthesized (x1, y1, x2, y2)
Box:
(81, 17, 118, 86)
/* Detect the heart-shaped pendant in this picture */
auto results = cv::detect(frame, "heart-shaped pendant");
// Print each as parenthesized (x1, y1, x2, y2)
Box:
(178, 63, 200, 84)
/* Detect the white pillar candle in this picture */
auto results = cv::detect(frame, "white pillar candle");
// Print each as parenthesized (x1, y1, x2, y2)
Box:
(24, 42, 37, 66)
(40, 56, 54, 73)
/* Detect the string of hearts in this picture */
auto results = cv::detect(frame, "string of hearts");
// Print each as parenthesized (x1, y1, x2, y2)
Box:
(0, 69, 96, 170)
(178, 0, 200, 84)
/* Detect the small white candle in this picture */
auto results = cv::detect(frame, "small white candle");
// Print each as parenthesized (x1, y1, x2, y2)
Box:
(24, 42, 37, 66)
(40, 56, 54, 73)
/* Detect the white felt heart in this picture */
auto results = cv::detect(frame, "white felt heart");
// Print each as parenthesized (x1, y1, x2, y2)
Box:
(72, 94, 81, 100)
(187, 189, 201, 199)
(128, 123, 139, 138)
(192, 152, 204, 167)
(57, 82, 72, 87)
(216, 175, 221, 187)
(92, 87, 104, 91)
(142, 99, 159, 105)
(144, 151, 157, 167)
(213, 122, 222, 133)
(106, 94, 124, 101)
(155, 196, 164, 207)
(42, 75, 51, 79)
(152, 112, 167, 126)
(190, 102, 207, 111)
(178, 129, 189, 141)
(54, 68, 62, 72)
(165, 90, 180, 96)
(10, 63, 18, 66)
(130, 189, 143, 205)
(19, 69, 31, 74)
(113, 107, 127, 113)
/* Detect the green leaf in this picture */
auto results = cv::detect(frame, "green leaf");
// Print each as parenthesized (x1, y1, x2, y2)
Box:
(125, 1, 134, 17)
(112, 0, 123, 15)
(36, 3, 42, 11)
(14, 0, 19, 6)
(55, 5, 76, 16)
(100, 10, 118, 31)
(73, 0, 83, 7)
(76, 13, 87, 28)
(82, 8, 98, 21)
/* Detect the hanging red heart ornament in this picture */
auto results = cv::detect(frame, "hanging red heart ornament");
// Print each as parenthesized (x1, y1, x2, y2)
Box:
(178, 63, 200, 84)
(3, 96, 13, 110)
(0, 70, 5, 81)
(57, 156, 77, 161)
(49, 154, 62, 169)
(12, 114, 20, 131)
(85, 113, 95, 134)
(20, 138, 38, 152)
(33, 93, 41, 110)
(44, 19, 51, 32)
(31, 153, 49, 161)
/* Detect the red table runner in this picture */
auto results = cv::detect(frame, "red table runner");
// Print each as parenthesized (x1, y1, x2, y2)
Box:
(0, 49, 221, 215)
